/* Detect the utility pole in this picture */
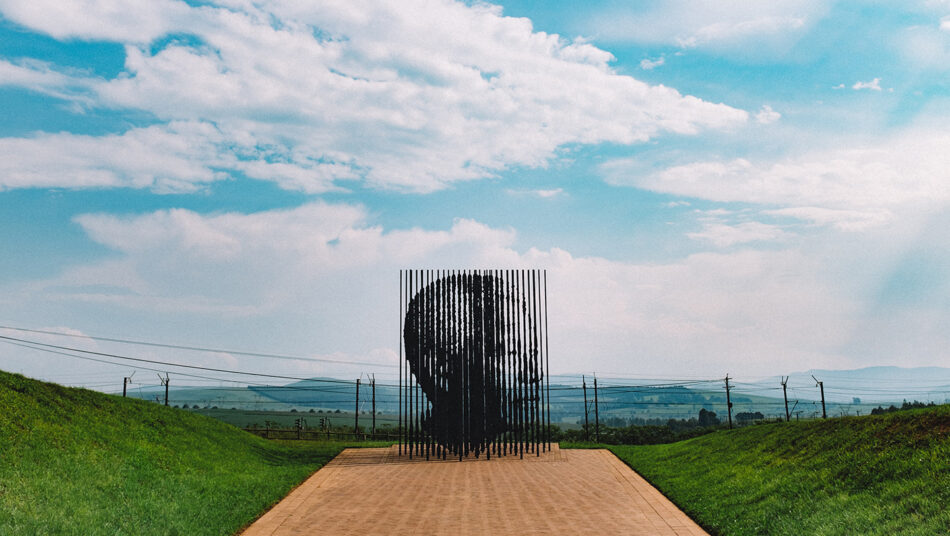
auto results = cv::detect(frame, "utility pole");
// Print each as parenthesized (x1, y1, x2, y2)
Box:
(122, 371, 135, 398)
(812, 375, 827, 419)
(582, 375, 590, 442)
(593, 375, 600, 442)
(725, 374, 733, 429)
(355, 378, 361, 438)
(158, 373, 169, 406)
(781, 376, 790, 422)
(371, 375, 376, 439)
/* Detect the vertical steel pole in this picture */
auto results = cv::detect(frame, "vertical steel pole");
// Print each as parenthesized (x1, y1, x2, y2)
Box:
(504, 269, 512, 456)
(434, 269, 440, 459)
(520, 269, 528, 455)
(543, 270, 551, 450)
(416, 270, 422, 455)
(355, 378, 360, 439)
(593, 375, 600, 442)
(408, 271, 414, 458)
(399, 270, 403, 455)
(532, 270, 541, 456)
(782, 376, 790, 422)
(371, 376, 376, 439)
(479, 270, 488, 459)
(725, 375, 733, 430)
(583, 375, 590, 442)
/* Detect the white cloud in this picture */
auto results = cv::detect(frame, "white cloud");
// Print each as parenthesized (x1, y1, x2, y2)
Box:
(0, 59, 70, 89)
(899, 23, 950, 69)
(604, 129, 950, 220)
(0, 122, 228, 192)
(677, 16, 806, 48)
(852, 77, 882, 91)
(0, 0, 191, 43)
(581, 0, 826, 54)
(7, 201, 876, 377)
(7, 199, 950, 379)
(505, 187, 564, 198)
(640, 56, 665, 70)
(764, 207, 893, 231)
(0, 0, 747, 193)
(942, 16, 950, 31)
(755, 104, 782, 124)
(61, 202, 518, 316)
(0, 59, 94, 104)
(688, 221, 790, 247)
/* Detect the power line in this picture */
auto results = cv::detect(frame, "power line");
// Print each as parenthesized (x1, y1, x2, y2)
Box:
(0, 324, 392, 368)
(0, 334, 360, 386)
(4, 331, 944, 408)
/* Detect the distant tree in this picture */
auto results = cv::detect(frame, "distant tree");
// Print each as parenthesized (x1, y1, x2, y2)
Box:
(309, 408, 315, 413)
(334, 409, 341, 413)
(698, 408, 720, 427)
(290, 408, 297, 413)
(735, 411, 764, 424)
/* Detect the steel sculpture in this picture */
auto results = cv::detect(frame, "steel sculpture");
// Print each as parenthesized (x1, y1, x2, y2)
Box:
(399, 270, 551, 460)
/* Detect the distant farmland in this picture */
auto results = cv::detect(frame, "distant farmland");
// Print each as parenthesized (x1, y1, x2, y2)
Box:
(126, 378, 896, 429)
(190, 407, 399, 431)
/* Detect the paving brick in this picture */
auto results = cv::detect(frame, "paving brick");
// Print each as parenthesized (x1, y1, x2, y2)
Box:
(242, 445, 708, 536)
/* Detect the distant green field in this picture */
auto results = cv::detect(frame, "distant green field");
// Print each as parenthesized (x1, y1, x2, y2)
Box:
(190, 407, 399, 431)
(0, 369, 388, 535)
(602, 406, 950, 536)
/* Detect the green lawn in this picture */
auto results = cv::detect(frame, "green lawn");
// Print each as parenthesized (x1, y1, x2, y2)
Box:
(0, 370, 387, 535)
(599, 406, 950, 535)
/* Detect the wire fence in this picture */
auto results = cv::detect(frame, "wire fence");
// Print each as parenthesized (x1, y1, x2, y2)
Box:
(3, 325, 949, 437)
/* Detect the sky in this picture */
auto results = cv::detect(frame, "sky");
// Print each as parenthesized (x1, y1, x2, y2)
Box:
(1, 0, 949, 392)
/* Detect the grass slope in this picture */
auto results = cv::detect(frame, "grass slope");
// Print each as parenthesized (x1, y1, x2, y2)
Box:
(0, 370, 373, 535)
(606, 406, 950, 536)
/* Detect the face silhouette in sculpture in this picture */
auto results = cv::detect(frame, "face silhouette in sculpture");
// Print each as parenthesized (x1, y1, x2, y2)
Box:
(404, 272, 536, 450)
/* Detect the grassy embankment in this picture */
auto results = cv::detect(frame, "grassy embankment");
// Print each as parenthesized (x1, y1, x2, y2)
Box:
(595, 406, 949, 535)
(0, 370, 386, 535)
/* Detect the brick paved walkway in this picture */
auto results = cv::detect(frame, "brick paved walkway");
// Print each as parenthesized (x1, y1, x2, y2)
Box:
(242, 445, 708, 536)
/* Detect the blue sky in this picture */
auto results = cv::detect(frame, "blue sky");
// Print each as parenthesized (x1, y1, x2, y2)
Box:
(1, 0, 949, 389)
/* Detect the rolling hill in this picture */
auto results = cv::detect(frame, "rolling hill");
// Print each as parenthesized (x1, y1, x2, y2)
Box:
(0, 369, 356, 535)
(606, 404, 950, 535)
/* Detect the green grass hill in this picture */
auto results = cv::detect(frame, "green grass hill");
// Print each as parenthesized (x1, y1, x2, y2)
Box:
(607, 405, 950, 535)
(0, 370, 359, 535)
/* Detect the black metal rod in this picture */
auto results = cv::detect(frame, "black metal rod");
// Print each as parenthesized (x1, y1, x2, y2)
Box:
(408, 271, 414, 458)
(416, 269, 423, 455)
(531, 270, 540, 455)
(399, 270, 403, 455)
(543, 270, 551, 450)
(426, 269, 433, 458)
(399, 268, 550, 459)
